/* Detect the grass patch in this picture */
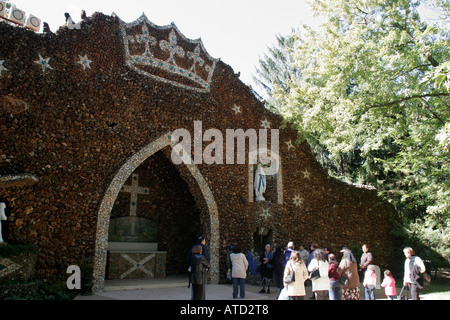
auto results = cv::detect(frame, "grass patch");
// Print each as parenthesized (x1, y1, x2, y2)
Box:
(421, 277, 450, 295)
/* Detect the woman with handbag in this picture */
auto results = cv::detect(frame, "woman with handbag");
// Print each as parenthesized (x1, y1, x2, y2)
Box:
(283, 251, 308, 300)
(338, 247, 360, 300)
(307, 248, 330, 300)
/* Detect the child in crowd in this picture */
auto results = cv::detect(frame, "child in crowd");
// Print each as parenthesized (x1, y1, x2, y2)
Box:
(381, 269, 397, 300)
(363, 264, 377, 300)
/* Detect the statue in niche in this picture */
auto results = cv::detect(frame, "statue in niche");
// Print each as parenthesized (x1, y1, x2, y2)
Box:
(254, 163, 266, 201)
(0, 202, 7, 244)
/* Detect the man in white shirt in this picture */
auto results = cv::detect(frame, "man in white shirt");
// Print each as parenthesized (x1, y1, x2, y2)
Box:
(403, 247, 426, 300)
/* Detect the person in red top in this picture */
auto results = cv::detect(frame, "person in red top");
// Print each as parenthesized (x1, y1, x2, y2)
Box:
(328, 253, 341, 300)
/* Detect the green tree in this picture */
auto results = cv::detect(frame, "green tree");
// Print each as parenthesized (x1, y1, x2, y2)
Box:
(255, 0, 449, 260)
(252, 33, 298, 114)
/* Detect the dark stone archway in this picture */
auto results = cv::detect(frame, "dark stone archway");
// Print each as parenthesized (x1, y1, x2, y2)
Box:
(108, 149, 201, 276)
(93, 134, 220, 292)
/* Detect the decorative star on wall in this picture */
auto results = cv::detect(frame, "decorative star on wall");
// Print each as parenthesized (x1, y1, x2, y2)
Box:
(293, 194, 304, 208)
(285, 140, 295, 150)
(232, 104, 241, 114)
(78, 54, 93, 70)
(260, 207, 271, 220)
(34, 54, 53, 72)
(261, 118, 271, 129)
(0, 60, 7, 76)
(302, 169, 311, 180)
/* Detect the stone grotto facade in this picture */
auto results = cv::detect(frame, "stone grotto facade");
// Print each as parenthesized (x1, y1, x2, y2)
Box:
(0, 12, 396, 292)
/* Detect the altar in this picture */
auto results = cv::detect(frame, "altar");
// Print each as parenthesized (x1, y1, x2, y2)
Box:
(105, 214, 167, 280)
(106, 242, 167, 280)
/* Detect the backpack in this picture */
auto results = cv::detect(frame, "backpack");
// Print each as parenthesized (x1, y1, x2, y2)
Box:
(409, 256, 431, 288)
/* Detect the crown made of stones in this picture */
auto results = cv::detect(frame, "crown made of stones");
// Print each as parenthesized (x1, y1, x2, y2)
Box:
(118, 13, 218, 93)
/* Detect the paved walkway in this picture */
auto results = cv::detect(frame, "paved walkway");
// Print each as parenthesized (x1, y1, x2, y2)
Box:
(74, 275, 448, 300)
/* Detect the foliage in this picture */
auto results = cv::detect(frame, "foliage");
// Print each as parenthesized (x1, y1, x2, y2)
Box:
(391, 221, 449, 275)
(0, 243, 38, 257)
(36, 281, 78, 300)
(81, 256, 94, 277)
(252, 33, 299, 114)
(3, 281, 78, 300)
(254, 0, 449, 261)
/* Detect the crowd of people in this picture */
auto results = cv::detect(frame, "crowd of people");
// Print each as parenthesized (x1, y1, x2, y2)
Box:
(186, 236, 428, 300)
(271, 242, 427, 300)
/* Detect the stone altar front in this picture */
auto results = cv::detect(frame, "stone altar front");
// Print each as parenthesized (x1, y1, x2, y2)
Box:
(106, 242, 166, 280)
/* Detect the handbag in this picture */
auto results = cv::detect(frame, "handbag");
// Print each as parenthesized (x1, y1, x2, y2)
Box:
(308, 260, 321, 280)
(284, 262, 296, 284)
(339, 275, 348, 286)
(422, 272, 432, 286)
(278, 287, 289, 300)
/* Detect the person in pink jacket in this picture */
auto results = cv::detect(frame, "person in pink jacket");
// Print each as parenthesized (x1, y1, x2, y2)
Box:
(381, 270, 397, 300)
(363, 264, 377, 300)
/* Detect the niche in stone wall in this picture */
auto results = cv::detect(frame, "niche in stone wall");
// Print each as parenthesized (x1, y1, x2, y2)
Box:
(248, 151, 283, 204)
(253, 227, 273, 255)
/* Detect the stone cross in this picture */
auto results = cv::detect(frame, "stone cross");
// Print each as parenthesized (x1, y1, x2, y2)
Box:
(187, 45, 204, 74)
(136, 23, 156, 57)
(120, 173, 149, 235)
(160, 29, 185, 66)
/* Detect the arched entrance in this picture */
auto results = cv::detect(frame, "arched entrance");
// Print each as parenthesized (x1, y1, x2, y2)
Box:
(92, 133, 220, 293)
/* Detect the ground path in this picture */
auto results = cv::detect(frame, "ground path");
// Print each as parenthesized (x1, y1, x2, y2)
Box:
(75, 274, 449, 300)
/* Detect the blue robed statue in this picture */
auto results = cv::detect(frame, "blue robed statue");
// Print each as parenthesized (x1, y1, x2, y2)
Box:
(254, 163, 266, 201)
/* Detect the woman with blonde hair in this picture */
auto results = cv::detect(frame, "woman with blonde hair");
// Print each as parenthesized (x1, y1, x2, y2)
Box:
(283, 251, 308, 300)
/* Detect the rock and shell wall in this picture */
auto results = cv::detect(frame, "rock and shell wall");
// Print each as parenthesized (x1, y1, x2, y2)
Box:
(0, 13, 396, 291)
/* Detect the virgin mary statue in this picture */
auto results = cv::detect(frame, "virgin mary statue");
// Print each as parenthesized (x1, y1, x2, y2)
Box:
(254, 163, 266, 201)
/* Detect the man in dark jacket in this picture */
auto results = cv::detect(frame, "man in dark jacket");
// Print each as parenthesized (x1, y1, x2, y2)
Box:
(272, 246, 285, 294)
(188, 245, 210, 300)
(187, 236, 210, 264)
(186, 236, 210, 299)
(283, 241, 295, 267)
